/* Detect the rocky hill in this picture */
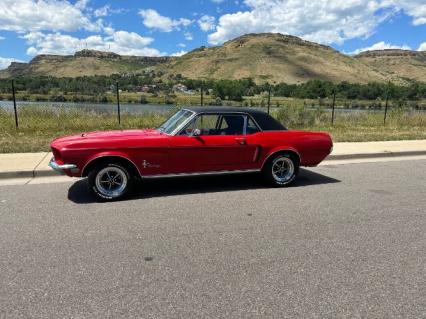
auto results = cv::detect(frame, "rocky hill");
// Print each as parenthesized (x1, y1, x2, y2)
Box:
(0, 49, 174, 78)
(355, 49, 426, 82)
(2, 33, 424, 84)
(161, 33, 389, 84)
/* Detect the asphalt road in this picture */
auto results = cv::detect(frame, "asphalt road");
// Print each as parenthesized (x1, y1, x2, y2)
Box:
(0, 160, 425, 318)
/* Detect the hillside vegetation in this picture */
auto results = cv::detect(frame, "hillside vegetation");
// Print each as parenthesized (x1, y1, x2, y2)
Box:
(0, 49, 173, 79)
(355, 49, 426, 83)
(162, 33, 389, 84)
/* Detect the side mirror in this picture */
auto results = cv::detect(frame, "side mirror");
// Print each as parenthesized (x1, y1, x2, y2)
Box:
(191, 128, 201, 137)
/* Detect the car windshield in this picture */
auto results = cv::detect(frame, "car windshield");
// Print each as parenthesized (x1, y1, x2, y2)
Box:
(157, 109, 194, 135)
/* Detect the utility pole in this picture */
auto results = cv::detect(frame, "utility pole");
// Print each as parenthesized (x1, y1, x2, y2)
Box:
(331, 90, 336, 125)
(200, 81, 204, 106)
(11, 79, 18, 129)
(116, 81, 121, 125)
(384, 83, 390, 126)
(267, 84, 271, 114)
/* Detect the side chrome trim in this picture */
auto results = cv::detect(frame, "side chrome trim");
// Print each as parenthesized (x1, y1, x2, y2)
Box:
(252, 146, 260, 162)
(49, 158, 77, 171)
(142, 169, 260, 179)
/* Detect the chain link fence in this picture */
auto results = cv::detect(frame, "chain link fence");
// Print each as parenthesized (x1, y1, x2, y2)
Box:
(1, 79, 426, 131)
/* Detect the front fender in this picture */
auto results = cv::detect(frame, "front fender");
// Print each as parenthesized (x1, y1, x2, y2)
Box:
(81, 151, 141, 177)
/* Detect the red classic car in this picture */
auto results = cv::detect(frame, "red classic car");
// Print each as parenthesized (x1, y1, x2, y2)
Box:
(50, 107, 333, 201)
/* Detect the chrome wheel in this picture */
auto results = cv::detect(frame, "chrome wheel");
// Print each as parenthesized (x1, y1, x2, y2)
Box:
(271, 156, 295, 184)
(95, 166, 128, 198)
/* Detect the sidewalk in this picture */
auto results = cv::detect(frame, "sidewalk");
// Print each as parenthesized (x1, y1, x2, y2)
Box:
(328, 140, 426, 160)
(0, 152, 52, 179)
(1, 140, 426, 179)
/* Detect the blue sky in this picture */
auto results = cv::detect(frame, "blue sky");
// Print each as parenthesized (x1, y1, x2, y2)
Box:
(0, 0, 425, 69)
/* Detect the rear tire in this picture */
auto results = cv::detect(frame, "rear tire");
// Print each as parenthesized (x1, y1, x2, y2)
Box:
(263, 153, 299, 187)
(88, 163, 133, 201)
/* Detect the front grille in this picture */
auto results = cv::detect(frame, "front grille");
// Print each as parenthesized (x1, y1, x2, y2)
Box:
(51, 147, 61, 161)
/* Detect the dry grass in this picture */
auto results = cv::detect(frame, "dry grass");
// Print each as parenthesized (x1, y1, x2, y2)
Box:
(274, 107, 426, 141)
(0, 106, 168, 153)
(1, 105, 425, 153)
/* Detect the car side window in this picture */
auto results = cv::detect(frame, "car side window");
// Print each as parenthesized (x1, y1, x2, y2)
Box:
(218, 115, 245, 135)
(180, 114, 245, 136)
(181, 114, 220, 136)
(246, 117, 261, 134)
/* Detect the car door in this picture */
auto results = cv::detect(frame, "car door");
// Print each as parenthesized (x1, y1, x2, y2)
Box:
(169, 113, 258, 173)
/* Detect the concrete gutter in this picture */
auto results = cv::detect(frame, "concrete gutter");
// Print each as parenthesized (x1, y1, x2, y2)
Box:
(1, 140, 426, 180)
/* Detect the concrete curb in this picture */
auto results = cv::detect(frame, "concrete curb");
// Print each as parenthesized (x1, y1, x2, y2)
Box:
(0, 169, 63, 179)
(327, 150, 426, 161)
(1, 149, 426, 180)
(0, 152, 64, 179)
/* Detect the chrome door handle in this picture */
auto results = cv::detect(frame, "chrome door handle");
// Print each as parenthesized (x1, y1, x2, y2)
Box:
(235, 138, 246, 145)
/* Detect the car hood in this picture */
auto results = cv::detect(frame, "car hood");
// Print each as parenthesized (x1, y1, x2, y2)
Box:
(80, 128, 161, 139)
(51, 129, 165, 150)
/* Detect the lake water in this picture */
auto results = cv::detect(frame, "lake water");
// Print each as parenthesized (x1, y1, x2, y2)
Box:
(0, 100, 423, 114)
(0, 100, 176, 114)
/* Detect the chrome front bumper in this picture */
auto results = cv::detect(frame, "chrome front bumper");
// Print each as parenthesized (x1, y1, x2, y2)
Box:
(49, 158, 77, 171)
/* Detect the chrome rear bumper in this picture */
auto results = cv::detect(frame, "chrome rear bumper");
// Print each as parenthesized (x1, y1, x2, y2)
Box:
(49, 158, 77, 171)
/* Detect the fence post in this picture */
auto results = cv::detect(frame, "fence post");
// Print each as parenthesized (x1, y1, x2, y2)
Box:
(384, 87, 389, 126)
(11, 79, 19, 129)
(200, 81, 204, 106)
(267, 85, 271, 114)
(331, 91, 336, 125)
(116, 81, 121, 125)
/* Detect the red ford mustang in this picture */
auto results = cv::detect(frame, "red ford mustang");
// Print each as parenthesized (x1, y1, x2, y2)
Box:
(50, 107, 333, 201)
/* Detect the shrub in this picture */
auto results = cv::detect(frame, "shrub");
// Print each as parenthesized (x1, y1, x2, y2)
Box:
(140, 95, 148, 104)
(276, 105, 326, 127)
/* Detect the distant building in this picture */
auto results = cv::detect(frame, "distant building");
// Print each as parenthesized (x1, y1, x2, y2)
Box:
(136, 85, 156, 93)
(173, 83, 188, 93)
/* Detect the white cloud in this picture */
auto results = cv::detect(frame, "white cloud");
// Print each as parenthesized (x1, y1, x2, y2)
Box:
(0, 36, 5, 40)
(0, 0, 99, 32)
(198, 15, 216, 32)
(418, 43, 426, 51)
(93, 5, 126, 18)
(211, 0, 225, 3)
(384, 0, 426, 26)
(177, 43, 186, 48)
(0, 57, 24, 70)
(208, 0, 426, 45)
(22, 31, 162, 56)
(103, 26, 115, 36)
(184, 32, 194, 41)
(138, 9, 192, 32)
(170, 50, 188, 57)
(75, 0, 89, 10)
(350, 41, 412, 55)
(94, 5, 110, 18)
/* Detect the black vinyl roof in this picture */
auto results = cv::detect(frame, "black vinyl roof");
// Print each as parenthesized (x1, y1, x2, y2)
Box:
(183, 107, 286, 131)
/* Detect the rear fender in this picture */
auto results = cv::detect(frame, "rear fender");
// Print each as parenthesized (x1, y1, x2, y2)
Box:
(261, 146, 302, 170)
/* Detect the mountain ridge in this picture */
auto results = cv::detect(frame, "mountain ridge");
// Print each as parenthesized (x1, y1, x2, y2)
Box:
(354, 49, 426, 83)
(1, 33, 425, 83)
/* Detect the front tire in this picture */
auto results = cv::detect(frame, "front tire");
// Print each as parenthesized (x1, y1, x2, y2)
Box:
(263, 153, 298, 187)
(88, 163, 133, 201)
